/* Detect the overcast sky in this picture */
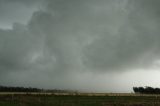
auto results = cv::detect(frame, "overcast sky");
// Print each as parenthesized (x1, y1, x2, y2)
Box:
(0, 0, 160, 93)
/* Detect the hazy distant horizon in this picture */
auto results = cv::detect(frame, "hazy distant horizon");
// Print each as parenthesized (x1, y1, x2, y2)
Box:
(0, 0, 160, 93)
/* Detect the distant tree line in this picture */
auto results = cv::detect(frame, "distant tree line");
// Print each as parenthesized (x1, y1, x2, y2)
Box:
(0, 85, 77, 93)
(0, 85, 42, 92)
(133, 86, 160, 94)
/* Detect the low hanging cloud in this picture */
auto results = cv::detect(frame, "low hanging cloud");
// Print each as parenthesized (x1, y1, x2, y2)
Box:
(0, 0, 160, 91)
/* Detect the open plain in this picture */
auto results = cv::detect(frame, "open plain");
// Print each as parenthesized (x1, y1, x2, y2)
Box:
(0, 93, 160, 106)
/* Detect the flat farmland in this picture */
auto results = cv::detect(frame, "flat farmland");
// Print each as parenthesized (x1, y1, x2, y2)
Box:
(0, 93, 160, 106)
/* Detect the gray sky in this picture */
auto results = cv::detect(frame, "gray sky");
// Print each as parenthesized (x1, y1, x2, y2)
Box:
(0, 0, 160, 93)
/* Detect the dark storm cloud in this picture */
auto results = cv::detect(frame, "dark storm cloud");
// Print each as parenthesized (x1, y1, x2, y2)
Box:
(1, 0, 160, 91)
(44, 0, 160, 71)
(0, 0, 159, 72)
(0, 24, 38, 71)
(82, 0, 160, 71)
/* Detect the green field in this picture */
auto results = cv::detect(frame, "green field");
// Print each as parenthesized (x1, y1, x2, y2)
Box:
(0, 94, 160, 106)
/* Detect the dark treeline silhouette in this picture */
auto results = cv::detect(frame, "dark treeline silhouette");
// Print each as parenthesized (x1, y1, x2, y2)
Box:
(0, 85, 77, 93)
(133, 86, 160, 94)
(0, 85, 42, 92)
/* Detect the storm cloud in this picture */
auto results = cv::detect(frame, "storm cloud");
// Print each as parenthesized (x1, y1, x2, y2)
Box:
(0, 0, 160, 92)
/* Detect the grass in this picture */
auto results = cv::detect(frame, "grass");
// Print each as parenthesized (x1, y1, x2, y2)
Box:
(0, 93, 160, 106)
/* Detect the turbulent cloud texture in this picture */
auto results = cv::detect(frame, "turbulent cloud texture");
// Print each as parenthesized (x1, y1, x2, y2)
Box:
(0, 0, 160, 92)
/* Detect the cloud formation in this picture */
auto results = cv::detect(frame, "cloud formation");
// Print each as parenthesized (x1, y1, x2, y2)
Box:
(0, 0, 43, 29)
(0, 0, 160, 92)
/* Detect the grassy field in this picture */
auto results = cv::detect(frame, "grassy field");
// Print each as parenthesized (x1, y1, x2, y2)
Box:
(0, 93, 160, 106)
